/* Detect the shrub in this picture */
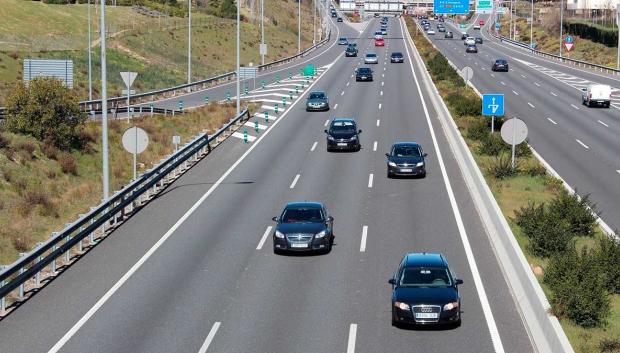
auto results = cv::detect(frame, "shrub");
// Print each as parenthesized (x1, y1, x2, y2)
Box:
(478, 133, 506, 156)
(466, 118, 489, 141)
(15, 140, 37, 156)
(0, 133, 9, 148)
(527, 217, 573, 257)
(599, 337, 620, 353)
(445, 92, 482, 117)
(5, 77, 86, 150)
(427, 54, 464, 86)
(596, 237, 620, 294)
(218, 0, 236, 19)
(544, 247, 610, 328)
(42, 141, 59, 160)
(486, 153, 516, 179)
(514, 202, 547, 237)
(59, 154, 78, 175)
(10, 232, 32, 253)
(520, 158, 547, 177)
(548, 191, 597, 238)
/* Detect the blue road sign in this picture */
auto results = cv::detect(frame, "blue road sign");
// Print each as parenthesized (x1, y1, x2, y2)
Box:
(434, 0, 469, 14)
(495, 23, 501, 30)
(565, 35, 573, 43)
(482, 94, 505, 116)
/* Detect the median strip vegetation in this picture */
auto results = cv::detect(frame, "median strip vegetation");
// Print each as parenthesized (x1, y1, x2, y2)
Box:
(0, 77, 253, 264)
(405, 17, 620, 353)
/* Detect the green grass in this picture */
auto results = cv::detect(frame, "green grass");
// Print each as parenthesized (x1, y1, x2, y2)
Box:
(405, 17, 620, 353)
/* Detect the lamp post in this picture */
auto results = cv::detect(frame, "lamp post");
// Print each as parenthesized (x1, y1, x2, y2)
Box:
(261, 0, 265, 65)
(530, 0, 533, 48)
(100, 0, 109, 200)
(236, 0, 240, 115)
(616, 3, 619, 69)
(298, 0, 301, 54)
(187, 0, 192, 84)
(88, 0, 92, 101)
(559, 0, 564, 58)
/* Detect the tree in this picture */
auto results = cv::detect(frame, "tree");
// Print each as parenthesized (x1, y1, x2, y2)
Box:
(219, 0, 236, 19)
(5, 77, 86, 150)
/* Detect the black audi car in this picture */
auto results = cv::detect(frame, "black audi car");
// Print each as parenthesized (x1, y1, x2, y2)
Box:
(390, 52, 404, 63)
(325, 118, 361, 152)
(389, 253, 463, 327)
(386, 142, 427, 178)
(466, 44, 478, 53)
(306, 91, 329, 111)
(475, 37, 483, 44)
(355, 67, 373, 82)
(492, 59, 509, 72)
(345, 46, 358, 57)
(272, 202, 334, 254)
(444, 31, 453, 39)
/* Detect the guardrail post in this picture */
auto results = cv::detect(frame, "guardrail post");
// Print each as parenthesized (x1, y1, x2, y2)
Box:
(50, 232, 59, 273)
(18, 253, 26, 299)
(77, 215, 85, 252)
(64, 224, 72, 263)
(35, 242, 45, 286)
(89, 207, 97, 244)
(0, 265, 6, 315)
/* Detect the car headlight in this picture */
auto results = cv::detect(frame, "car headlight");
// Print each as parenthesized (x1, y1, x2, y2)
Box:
(315, 230, 327, 238)
(416, 162, 424, 167)
(388, 161, 397, 167)
(275, 230, 285, 239)
(394, 301, 410, 311)
(443, 301, 459, 311)
(350, 136, 357, 141)
(327, 136, 335, 141)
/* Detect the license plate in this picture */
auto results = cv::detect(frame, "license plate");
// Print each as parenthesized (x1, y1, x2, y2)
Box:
(337, 143, 348, 146)
(415, 313, 438, 319)
(401, 168, 413, 172)
(291, 243, 308, 248)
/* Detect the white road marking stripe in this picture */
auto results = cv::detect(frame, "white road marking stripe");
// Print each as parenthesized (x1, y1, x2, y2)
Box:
(512, 90, 519, 96)
(334, 103, 338, 110)
(547, 118, 558, 125)
(550, 91, 557, 96)
(311, 141, 318, 151)
(382, 73, 385, 78)
(617, 170, 620, 174)
(232, 132, 256, 142)
(490, 73, 495, 77)
(243, 121, 267, 130)
(384, 67, 386, 71)
(341, 90, 345, 96)
(376, 119, 380, 126)
(373, 141, 377, 151)
(527, 102, 535, 108)
(381, 81, 385, 86)
(520, 74, 526, 78)
(500, 81, 506, 86)
(571, 104, 580, 110)
(597, 120, 609, 127)
(360, 227, 368, 253)
(347, 324, 358, 353)
(346, 82, 350, 86)
(256, 226, 272, 250)
(380, 91, 383, 96)
(534, 82, 540, 87)
(351, 74, 354, 78)
(197, 322, 221, 353)
(289, 174, 300, 189)
(325, 119, 330, 127)
(378, 103, 382, 109)
(368, 173, 374, 188)
(576, 139, 589, 149)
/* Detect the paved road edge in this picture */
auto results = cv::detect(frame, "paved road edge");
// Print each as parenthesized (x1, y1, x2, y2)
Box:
(402, 17, 575, 353)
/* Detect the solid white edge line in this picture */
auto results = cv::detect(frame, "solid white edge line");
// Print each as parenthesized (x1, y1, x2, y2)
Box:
(368, 173, 374, 188)
(310, 141, 318, 151)
(197, 322, 221, 353)
(45, 51, 344, 353)
(373, 141, 377, 151)
(347, 323, 358, 353)
(360, 226, 368, 253)
(575, 139, 589, 149)
(400, 17, 505, 353)
(290, 174, 301, 189)
(256, 226, 273, 250)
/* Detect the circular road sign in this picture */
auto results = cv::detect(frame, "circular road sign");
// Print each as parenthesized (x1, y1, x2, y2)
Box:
(122, 126, 149, 154)
(501, 118, 528, 145)
(461, 66, 474, 82)
(565, 35, 573, 43)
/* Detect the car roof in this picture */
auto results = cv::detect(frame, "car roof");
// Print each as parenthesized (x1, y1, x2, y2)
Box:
(392, 142, 421, 148)
(495, 59, 507, 62)
(404, 253, 447, 267)
(332, 117, 357, 123)
(391, 52, 403, 55)
(309, 91, 326, 95)
(358, 67, 372, 71)
(285, 201, 323, 209)
(366, 53, 377, 56)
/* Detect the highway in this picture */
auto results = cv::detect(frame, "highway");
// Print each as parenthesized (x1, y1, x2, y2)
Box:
(0, 16, 534, 353)
(423, 14, 620, 232)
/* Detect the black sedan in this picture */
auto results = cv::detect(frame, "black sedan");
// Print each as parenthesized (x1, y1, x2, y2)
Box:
(466, 44, 478, 53)
(386, 142, 427, 178)
(390, 52, 404, 63)
(272, 202, 334, 254)
(460, 32, 468, 40)
(345, 46, 358, 57)
(475, 37, 483, 44)
(306, 91, 329, 111)
(389, 253, 463, 327)
(355, 67, 373, 82)
(444, 31, 453, 39)
(325, 118, 361, 152)
(337, 17, 343, 22)
(492, 59, 509, 72)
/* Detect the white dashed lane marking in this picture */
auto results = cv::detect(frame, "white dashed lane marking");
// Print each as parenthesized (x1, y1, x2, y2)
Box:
(527, 102, 535, 108)
(576, 139, 589, 149)
(376, 119, 380, 126)
(310, 141, 318, 151)
(289, 174, 300, 189)
(598, 120, 609, 127)
(547, 118, 558, 125)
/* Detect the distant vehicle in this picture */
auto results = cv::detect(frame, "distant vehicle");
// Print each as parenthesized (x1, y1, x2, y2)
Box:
(464, 37, 476, 45)
(386, 142, 427, 178)
(390, 52, 404, 63)
(479, 19, 485, 26)
(355, 67, 374, 82)
(331, 10, 337, 17)
(491, 59, 509, 72)
(461, 32, 468, 40)
(581, 84, 612, 108)
(337, 17, 343, 22)
(445, 31, 454, 39)
(375, 38, 385, 46)
(389, 253, 463, 327)
(306, 91, 329, 111)
(427, 29, 436, 35)
(466, 44, 478, 53)
(338, 37, 348, 45)
(364, 53, 379, 64)
(475, 37, 483, 44)
(473, 24, 481, 30)
(438, 26, 446, 32)
(381, 28, 388, 35)
(374, 31, 383, 39)
(345, 46, 358, 57)
(325, 118, 362, 151)
(272, 202, 334, 254)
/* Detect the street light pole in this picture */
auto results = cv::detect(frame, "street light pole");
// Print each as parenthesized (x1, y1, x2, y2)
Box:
(509, 0, 513, 39)
(298, 0, 301, 54)
(88, 0, 92, 101)
(100, 0, 109, 200)
(530, 0, 533, 48)
(236, 0, 240, 115)
(313, 0, 316, 45)
(261, 0, 265, 65)
(559, 0, 564, 58)
(187, 0, 192, 84)
(616, 4, 619, 69)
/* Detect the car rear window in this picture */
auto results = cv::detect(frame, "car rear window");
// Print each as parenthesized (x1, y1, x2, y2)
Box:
(392, 52, 403, 57)
(400, 267, 452, 287)
(309, 92, 325, 99)
(366, 54, 377, 58)
(281, 208, 324, 223)
(392, 145, 421, 157)
(331, 121, 356, 131)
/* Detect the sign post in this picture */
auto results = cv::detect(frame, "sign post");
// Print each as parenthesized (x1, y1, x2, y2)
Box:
(563, 35, 574, 54)
(120, 72, 138, 119)
(482, 94, 505, 133)
(121, 126, 149, 180)
(461, 66, 474, 86)
(500, 118, 528, 170)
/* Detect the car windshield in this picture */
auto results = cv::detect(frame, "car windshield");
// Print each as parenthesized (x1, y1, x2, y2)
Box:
(358, 68, 371, 74)
(392, 145, 421, 157)
(366, 54, 377, 58)
(339, 38, 346, 41)
(392, 52, 402, 57)
(496, 60, 507, 64)
(400, 267, 452, 287)
(330, 121, 356, 132)
(281, 208, 324, 223)
(309, 92, 325, 99)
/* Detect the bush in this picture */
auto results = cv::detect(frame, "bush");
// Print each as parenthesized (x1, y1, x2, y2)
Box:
(544, 247, 610, 328)
(564, 20, 618, 48)
(478, 133, 506, 156)
(599, 337, 620, 353)
(15, 140, 37, 156)
(445, 92, 482, 117)
(596, 237, 620, 294)
(486, 153, 516, 179)
(218, 0, 236, 19)
(466, 118, 489, 141)
(527, 217, 573, 257)
(5, 77, 86, 150)
(42, 141, 59, 160)
(548, 191, 597, 238)
(519, 158, 547, 177)
(514, 202, 547, 236)
(59, 154, 78, 175)
(427, 54, 464, 86)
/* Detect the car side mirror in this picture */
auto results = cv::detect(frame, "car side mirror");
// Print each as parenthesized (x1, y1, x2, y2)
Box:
(455, 279, 463, 285)
(581, 88, 587, 91)
(423, 153, 428, 157)
(385, 153, 390, 157)
(388, 278, 396, 285)
(358, 129, 362, 134)
(324, 129, 328, 133)
(272, 216, 278, 222)
(327, 216, 334, 222)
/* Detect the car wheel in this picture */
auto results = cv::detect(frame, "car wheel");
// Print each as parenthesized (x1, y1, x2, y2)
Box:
(606, 102, 611, 108)
(453, 318, 462, 328)
(588, 100, 593, 107)
(420, 171, 427, 178)
(391, 310, 400, 327)
(273, 247, 282, 255)
(387, 170, 393, 178)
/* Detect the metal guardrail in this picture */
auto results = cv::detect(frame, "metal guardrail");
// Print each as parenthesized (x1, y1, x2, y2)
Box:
(487, 29, 620, 76)
(0, 28, 332, 118)
(0, 108, 252, 314)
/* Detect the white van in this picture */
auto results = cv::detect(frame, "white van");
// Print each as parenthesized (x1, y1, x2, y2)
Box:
(581, 84, 612, 108)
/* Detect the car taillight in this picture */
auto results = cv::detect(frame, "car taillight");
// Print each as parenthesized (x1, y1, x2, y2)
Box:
(589, 93, 592, 99)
